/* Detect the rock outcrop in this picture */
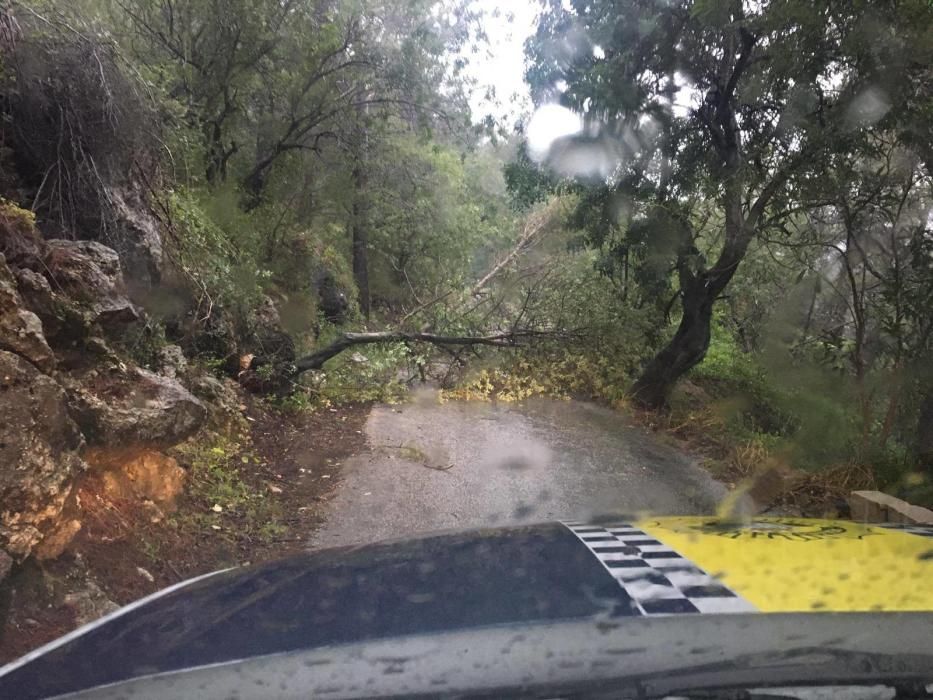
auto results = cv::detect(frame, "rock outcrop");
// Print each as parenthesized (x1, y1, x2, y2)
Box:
(0, 351, 86, 560)
(156, 344, 187, 379)
(0, 216, 212, 568)
(0, 253, 55, 371)
(64, 582, 120, 627)
(66, 366, 207, 447)
(44, 240, 139, 328)
(34, 519, 83, 560)
(0, 201, 44, 267)
(0, 127, 258, 576)
(108, 187, 164, 290)
(84, 447, 186, 509)
(187, 373, 246, 435)
(11, 266, 91, 349)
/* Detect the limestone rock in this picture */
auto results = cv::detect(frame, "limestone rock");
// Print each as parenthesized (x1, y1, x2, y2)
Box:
(187, 373, 246, 435)
(34, 519, 82, 560)
(0, 351, 86, 559)
(11, 266, 93, 348)
(64, 582, 120, 628)
(0, 201, 44, 267)
(45, 240, 139, 328)
(188, 373, 240, 409)
(108, 188, 164, 289)
(0, 253, 55, 370)
(157, 344, 187, 379)
(67, 366, 207, 447)
(12, 266, 55, 317)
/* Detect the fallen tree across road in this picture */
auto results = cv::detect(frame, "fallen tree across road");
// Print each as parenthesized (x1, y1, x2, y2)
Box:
(292, 329, 573, 374)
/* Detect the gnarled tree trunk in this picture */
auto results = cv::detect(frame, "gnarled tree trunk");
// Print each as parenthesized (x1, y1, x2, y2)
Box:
(630, 278, 716, 410)
(631, 181, 755, 410)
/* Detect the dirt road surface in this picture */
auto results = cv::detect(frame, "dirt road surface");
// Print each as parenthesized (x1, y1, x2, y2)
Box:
(310, 392, 732, 549)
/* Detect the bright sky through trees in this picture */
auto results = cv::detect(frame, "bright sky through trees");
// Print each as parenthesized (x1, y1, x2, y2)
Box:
(463, 0, 537, 121)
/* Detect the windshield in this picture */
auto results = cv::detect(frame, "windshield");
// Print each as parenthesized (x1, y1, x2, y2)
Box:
(0, 0, 932, 697)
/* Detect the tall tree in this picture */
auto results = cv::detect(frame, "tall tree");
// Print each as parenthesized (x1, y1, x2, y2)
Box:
(111, 0, 475, 200)
(349, 104, 372, 318)
(110, 0, 305, 186)
(111, 0, 480, 312)
(524, 0, 933, 408)
(784, 138, 933, 451)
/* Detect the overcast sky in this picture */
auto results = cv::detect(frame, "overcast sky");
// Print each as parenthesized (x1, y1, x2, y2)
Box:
(462, 0, 540, 123)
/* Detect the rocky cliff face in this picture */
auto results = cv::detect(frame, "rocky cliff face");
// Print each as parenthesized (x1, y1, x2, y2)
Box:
(0, 349, 86, 559)
(0, 203, 233, 579)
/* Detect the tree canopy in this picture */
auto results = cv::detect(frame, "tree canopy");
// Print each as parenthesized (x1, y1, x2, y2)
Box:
(3, 0, 932, 502)
(522, 0, 933, 407)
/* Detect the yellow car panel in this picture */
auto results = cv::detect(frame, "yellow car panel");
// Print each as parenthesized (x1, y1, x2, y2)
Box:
(638, 517, 933, 613)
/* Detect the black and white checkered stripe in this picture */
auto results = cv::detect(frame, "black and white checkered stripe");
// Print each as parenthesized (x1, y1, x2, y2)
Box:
(564, 521, 756, 616)
(877, 523, 933, 538)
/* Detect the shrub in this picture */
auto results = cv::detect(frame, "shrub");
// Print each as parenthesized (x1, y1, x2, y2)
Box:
(165, 187, 267, 323)
(689, 319, 797, 439)
(0, 199, 40, 263)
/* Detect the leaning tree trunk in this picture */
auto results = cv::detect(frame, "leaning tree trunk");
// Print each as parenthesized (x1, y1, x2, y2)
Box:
(629, 26, 793, 410)
(631, 184, 753, 410)
(630, 277, 717, 409)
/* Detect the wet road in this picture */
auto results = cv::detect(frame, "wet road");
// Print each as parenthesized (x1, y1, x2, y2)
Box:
(309, 391, 731, 549)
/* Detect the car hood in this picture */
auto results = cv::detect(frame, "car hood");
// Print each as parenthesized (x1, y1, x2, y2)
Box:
(1, 516, 932, 699)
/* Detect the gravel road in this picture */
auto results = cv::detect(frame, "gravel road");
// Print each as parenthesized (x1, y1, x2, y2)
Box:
(309, 391, 731, 549)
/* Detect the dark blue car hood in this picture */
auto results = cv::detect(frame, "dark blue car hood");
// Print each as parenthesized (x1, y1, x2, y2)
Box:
(2, 519, 932, 699)
(2, 523, 636, 698)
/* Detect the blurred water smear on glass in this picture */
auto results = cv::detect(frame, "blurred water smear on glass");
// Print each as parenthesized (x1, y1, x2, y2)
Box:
(527, 103, 624, 181)
(845, 86, 891, 128)
(526, 104, 582, 160)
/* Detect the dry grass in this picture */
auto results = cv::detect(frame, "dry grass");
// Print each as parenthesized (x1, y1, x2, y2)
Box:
(728, 439, 772, 479)
(628, 399, 878, 517)
(776, 463, 876, 512)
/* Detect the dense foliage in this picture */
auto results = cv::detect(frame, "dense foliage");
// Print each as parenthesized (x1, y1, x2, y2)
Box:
(515, 0, 933, 499)
(2, 0, 932, 504)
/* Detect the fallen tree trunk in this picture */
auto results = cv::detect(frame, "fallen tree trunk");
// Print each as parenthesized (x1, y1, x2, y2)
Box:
(292, 329, 562, 374)
(469, 201, 558, 298)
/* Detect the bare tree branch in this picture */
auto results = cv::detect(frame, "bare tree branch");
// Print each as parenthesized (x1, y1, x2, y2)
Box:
(292, 329, 577, 374)
(469, 199, 561, 297)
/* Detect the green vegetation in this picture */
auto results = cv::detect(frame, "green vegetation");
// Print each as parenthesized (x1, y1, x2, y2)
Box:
(0, 199, 37, 231)
(2, 0, 931, 508)
(512, 0, 933, 503)
(278, 341, 413, 410)
(173, 435, 287, 544)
